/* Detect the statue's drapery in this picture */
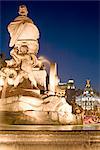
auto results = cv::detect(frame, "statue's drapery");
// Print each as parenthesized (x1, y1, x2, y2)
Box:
(8, 16, 39, 47)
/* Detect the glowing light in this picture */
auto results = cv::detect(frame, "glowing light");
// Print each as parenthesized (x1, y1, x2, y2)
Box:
(0, 78, 4, 86)
(38, 56, 50, 66)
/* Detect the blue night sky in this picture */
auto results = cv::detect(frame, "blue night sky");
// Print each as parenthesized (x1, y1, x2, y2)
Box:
(0, 0, 100, 91)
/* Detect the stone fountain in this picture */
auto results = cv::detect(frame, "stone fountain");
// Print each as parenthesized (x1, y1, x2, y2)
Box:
(0, 5, 81, 125)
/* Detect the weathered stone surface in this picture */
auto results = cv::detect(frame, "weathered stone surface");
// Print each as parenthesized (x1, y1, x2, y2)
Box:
(0, 95, 79, 124)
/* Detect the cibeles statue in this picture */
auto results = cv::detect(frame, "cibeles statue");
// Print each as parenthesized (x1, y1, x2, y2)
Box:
(5, 5, 47, 89)
(0, 5, 81, 125)
(8, 5, 39, 55)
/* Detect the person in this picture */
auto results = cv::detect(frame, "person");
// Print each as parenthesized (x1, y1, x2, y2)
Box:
(8, 5, 39, 55)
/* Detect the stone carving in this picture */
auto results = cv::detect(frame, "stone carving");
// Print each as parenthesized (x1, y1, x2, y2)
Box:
(0, 53, 6, 69)
(4, 5, 47, 90)
(0, 5, 82, 125)
(8, 5, 39, 55)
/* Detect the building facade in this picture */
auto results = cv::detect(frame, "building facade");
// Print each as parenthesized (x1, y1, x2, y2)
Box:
(76, 80, 100, 111)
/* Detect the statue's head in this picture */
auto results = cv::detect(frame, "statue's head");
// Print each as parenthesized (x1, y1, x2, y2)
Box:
(18, 5, 28, 16)
(19, 45, 28, 55)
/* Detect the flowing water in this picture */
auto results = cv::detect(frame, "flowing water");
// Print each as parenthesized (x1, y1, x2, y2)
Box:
(1, 144, 97, 150)
(0, 125, 100, 150)
(1, 76, 8, 101)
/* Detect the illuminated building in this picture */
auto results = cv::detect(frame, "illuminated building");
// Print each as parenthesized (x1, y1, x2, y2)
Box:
(76, 80, 100, 111)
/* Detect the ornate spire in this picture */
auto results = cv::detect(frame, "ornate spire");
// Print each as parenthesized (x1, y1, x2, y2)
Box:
(86, 80, 90, 88)
(84, 80, 94, 96)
